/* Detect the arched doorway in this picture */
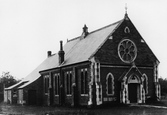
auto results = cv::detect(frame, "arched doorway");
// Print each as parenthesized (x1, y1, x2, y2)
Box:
(128, 74, 140, 103)
(128, 83, 138, 103)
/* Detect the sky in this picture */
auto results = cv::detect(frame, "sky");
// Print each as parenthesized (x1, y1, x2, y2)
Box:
(0, 0, 166, 80)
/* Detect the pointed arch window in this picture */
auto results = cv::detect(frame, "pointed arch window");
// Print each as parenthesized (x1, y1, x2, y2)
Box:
(106, 73, 114, 95)
(44, 75, 49, 94)
(66, 71, 72, 95)
(81, 68, 88, 95)
(54, 73, 60, 96)
(143, 74, 148, 94)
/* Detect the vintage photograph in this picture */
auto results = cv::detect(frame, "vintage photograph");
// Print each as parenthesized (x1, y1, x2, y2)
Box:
(0, 0, 167, 115)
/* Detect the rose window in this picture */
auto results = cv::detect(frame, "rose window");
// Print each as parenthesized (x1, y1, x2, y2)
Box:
(118, 39, 137, 63)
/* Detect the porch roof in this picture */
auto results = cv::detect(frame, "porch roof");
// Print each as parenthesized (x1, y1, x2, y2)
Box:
(118, 65, 143, 82)
(5, 81, 25, 90)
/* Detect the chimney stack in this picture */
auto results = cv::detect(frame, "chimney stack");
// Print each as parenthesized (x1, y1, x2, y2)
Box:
(47, 51, 52, 58)
(58, 40, 65, 65)
(82, 24, 89, 38)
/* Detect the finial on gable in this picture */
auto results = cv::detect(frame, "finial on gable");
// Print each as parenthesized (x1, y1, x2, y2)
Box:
(124, 3, 129, 20)
(125, 3, 128, 14)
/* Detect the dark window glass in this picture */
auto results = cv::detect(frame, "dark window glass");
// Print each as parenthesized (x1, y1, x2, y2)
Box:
(81, 69, 88, 95)
(69, 73, 72, 94)
(45, 76, 49, 93)
(107, 74, 114, 95)
(55, 74, 59, 95)
(81, 71, 84, 94)
(85, 70, 88, 94)
(66, 72, 72, 95)
(107, 75, 112, 94)
(143, 75, 148, 94)
(66, 73, 69, 94)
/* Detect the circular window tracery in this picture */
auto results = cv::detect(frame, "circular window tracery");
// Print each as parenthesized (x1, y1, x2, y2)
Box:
(118, 39, 137, 63)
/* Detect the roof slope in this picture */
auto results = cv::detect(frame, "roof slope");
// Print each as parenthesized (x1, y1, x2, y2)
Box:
(17, 36, 81, 89)
(63, 21, 122, 66)
(8, 19, 122, 89)
(14, 14, 159, 89)
(18, 54, 59, 88)
(18, 37, 81, 88)
(5, 81, 27, 90)
(38, 20, 122, 70)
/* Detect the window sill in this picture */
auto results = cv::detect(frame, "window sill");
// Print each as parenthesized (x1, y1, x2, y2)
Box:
(81, 94, 88, 96)
(45, 93, 48, 95)
(107, 94, 114, 96)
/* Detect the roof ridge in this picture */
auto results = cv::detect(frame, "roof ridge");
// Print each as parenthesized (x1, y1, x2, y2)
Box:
(67, 19, 123, 43)
(67, 36, 80, 42)
(89, 19, 123, 35)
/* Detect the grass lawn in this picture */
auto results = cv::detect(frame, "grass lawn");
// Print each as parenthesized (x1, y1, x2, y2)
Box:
(1, 99, 167, 115)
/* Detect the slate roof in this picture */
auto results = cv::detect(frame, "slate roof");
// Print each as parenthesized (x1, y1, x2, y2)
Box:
(3, 16, 125, 90)
(15, 20, 122, 89)
(18, 54, 59, 89)
(62, 20, 122, 66)
(5, 54, 58, 89)
(5, 81, 27, 90)
(7, 13, 160, 90)
(17, 37, 83, 88)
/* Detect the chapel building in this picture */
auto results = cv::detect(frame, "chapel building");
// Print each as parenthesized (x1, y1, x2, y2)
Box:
(4, 12, 161, 106)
